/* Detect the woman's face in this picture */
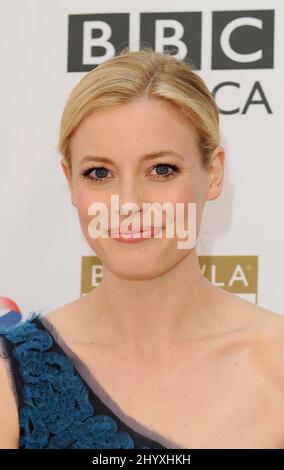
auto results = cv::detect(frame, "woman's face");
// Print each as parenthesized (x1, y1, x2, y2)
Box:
(62, 98, 224, 280)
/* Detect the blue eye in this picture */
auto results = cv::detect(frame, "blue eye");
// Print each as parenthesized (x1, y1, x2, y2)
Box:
(151, 163, 179, 178)
(81, 162, 180, 183)
(82, 166, 111, 182)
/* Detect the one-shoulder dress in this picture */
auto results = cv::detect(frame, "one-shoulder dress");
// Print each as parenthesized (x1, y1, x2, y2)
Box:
(0, 313, 168, 449)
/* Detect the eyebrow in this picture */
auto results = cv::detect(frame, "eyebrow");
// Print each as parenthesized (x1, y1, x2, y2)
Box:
(80, 150, 184, 165)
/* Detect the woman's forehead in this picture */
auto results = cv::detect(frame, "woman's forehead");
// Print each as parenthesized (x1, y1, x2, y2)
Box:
(70, 101, 200, 167)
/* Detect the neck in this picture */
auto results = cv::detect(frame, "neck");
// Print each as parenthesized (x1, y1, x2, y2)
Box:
(87, 249, 218, 355)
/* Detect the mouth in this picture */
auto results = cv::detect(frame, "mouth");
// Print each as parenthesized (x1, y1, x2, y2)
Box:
(107, 226, 164, 241)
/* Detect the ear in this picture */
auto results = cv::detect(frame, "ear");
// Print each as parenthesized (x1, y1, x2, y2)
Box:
(61, 159, 77, 208)
(206, 146, 225, 201)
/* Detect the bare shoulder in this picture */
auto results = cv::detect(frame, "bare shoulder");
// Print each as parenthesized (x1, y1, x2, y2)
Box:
(238, 296, 284, 344)
(214, 284, 284, 338)
(253, 305, 284, 416)
(236, 297, 284, 394)
(212, 285, 284, 386)
(43, 295, 92, 341)
(226, 289, 284, 352)
(252, 303, 284, 375)
(45, 298, 82, 325)
(253, 303, 284, 360)
(0, 341, 19, 448)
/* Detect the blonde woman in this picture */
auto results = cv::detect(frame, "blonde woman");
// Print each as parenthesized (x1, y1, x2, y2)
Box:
(1, 48, 284, 449)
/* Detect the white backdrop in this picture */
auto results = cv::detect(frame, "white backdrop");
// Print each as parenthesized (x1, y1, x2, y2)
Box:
(0, 0, 283, 322)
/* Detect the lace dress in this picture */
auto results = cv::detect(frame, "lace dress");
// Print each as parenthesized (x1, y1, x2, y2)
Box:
(0, 313, 168, 449)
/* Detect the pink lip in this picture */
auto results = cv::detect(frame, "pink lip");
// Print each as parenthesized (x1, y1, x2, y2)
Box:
(107, 226, 164, 242)
(108, 226, 162, 235)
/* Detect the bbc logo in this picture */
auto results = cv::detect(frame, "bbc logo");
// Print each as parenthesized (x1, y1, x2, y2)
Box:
(67, 10, 274, 72)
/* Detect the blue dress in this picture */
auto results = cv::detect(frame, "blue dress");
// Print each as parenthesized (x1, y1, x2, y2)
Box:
(0, 313, 167, 449)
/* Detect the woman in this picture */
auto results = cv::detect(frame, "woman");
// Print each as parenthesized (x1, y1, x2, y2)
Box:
(1, 47, 284, 449)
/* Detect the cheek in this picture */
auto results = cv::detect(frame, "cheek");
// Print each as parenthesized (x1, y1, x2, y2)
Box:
(75, 188, 108, 226)
(159, 179, 206, 234)
(76, 189, 92, 221)
(160, 179, 202, 205)
(164, 186, 194, 205)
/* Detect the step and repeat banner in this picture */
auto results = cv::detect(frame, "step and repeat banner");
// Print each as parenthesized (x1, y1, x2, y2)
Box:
(0, 0, 283, 325)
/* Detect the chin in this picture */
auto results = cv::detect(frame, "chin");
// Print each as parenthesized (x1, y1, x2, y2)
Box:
(102, 263, 169, 281)
(98, 248, 188, 282)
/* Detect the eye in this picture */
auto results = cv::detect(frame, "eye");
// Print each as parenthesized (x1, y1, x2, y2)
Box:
(149, 163, 179, 179)
(81, 162, 180, 183)
(81, 166, 112, 182)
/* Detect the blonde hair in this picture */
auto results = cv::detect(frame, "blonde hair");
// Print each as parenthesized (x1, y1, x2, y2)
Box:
(58, 46, 220, 170)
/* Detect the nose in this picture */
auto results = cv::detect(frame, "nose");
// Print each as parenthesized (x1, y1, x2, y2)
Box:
(116, 179, 144, 216)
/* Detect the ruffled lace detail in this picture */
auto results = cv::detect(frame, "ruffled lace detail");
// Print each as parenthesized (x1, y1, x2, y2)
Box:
(0, 313, 151, 449)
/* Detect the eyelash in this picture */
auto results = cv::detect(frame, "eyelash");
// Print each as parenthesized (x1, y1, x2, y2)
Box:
(81, 163, 180, 183)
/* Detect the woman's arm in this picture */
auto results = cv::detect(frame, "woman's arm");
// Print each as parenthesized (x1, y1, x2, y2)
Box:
(0, 346, 19, 449)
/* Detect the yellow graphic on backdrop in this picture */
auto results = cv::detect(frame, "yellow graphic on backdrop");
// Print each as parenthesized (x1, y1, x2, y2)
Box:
(81, 255, 258, 303)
